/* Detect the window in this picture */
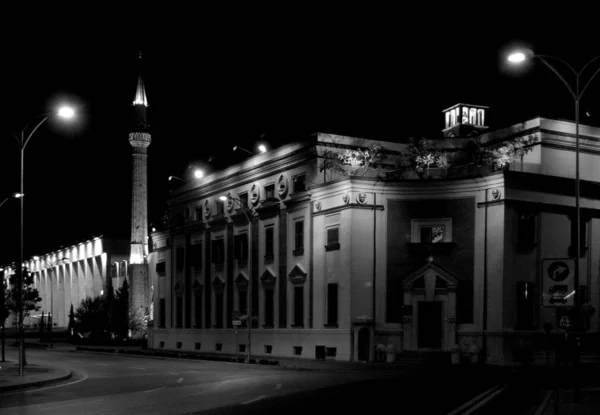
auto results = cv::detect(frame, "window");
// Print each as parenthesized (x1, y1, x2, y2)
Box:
(239, 344, 246, 353)
(176, 296, 183, 328)
(195, 207, 202, 222)
(176, 342, 182, 349)
(190, 243, 202, 268)
(327, 283, 338, 326)
(517, 211, 536, 248)
(411, 219, 452, 243)
(211, 239, 225, 264)
(234, 234, 248, 260)
(325, 227, 340, 251)
(326, 347, 337, 357)
(159, 298, 166, 328)
(516, 282, 535, 330)
(294, 220, 304, 254)
(215, 343, 222, 351)
(265, 227, 274, 259)
(293, 286, 304, 326)
(238, 192, 248, 208)
(293, 174, 306, 193)
(265, 184, 275, 200)
(156, 262, 166, 276)
(195, 342, 201, 350)
(215, 200, 224, 215)
(215, 292, 224, 328)
(293, 346, 302, 355)
(265, 288, 274, 326)
(194, 293, 202, 328)
(176, 246, 185, 272)
(264, 345, 273, 354)
(239, 289, 248, 315)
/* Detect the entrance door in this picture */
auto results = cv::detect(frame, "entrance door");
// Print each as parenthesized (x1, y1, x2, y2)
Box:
(418, 301, 442, 349)
(357, 327, 370, 361)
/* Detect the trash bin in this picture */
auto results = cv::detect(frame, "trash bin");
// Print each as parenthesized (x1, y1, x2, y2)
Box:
(468, 344, 479, 364)
(386, 344, 397, 363)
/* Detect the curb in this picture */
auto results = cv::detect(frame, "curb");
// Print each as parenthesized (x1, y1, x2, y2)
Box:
(0, 368, 73, 392)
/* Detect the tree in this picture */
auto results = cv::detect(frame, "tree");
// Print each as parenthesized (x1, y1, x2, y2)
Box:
(68, 305, 75, 339)
(1, 273, 8, 362)
(5, 266, 42, 366)
(75, 296, 109, 334)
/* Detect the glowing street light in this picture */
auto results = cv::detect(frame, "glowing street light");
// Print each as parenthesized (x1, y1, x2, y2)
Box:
(258, 144, 267, 153)
(194, 169, 204, 179)
(507, 49, 600, 325)
(15, 105, 76, 375)
(233, 144, 268, 156)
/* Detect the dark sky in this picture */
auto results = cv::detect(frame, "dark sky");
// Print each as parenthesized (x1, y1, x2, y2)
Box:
(1, 10, 599, 265)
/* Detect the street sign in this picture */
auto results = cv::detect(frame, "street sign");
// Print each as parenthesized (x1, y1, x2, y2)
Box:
(233, 320, 242, 326)
(542, 258, 575, 307)
(559, 316, 570, 328)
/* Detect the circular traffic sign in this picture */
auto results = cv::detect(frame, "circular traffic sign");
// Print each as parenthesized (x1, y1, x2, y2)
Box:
(547, 261, 570, 282)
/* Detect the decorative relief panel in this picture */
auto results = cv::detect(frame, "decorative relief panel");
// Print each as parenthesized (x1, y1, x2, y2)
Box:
(277, 174, 289, 198)
(342, 193, 350, 204)
(356, 192, 367, 204)
(314, 200, 322, 211)
(250, 184, 260, 205)
(225, 193, 235, 212)
(204, 199, 211, 218)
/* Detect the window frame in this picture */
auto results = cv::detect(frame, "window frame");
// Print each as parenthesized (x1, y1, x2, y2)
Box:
(410, 218, 452, 243)
(325, 226, 340, 251)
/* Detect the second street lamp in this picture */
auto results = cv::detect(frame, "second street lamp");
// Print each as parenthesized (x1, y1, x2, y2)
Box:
(507, 50, 600, 320)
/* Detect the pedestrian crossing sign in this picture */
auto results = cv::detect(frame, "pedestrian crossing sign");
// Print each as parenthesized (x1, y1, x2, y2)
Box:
(559, 316, 570, 328)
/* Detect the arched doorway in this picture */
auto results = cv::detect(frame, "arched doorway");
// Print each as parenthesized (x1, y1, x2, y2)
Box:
(357, 327, 370, 361)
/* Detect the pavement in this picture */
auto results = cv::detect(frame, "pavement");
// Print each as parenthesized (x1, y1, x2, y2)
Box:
(1, 341, 600, 415)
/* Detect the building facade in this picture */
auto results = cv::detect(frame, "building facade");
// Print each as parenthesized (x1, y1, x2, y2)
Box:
(1, 236, 129, 328)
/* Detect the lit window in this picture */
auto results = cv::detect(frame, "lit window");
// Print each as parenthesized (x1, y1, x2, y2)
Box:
(411, 219, 452, 243)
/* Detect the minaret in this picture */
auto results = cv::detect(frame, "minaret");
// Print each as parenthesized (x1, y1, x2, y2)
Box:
(128, 51, 151, 317)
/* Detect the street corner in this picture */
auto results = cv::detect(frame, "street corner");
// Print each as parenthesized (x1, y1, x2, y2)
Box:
(0, 360, 73, 393)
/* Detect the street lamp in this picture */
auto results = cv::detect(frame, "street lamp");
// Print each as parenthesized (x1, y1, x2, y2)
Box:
(0, 193, 22, 209)
(508, 50, 600, 321)
(233, 144, 268, 156)
(219, 194, 279, 364)
(34, 257, 70, 347)
(15, 105, 75, 375)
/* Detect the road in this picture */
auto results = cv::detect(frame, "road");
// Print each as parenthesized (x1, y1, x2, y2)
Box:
(0, 348, 564, 414)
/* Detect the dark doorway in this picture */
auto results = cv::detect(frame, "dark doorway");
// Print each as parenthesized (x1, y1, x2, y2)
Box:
(357, 327, 370, 361)
(418, 301, 442, 348)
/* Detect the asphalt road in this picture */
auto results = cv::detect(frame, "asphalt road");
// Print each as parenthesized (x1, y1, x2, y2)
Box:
(0, 348, 559, 415)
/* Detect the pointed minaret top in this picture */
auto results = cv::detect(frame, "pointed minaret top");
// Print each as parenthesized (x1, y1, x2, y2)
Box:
(133, 51, 148, 107)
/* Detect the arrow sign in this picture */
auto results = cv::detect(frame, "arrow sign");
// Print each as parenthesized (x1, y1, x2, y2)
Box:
(548, 261, 569, 281)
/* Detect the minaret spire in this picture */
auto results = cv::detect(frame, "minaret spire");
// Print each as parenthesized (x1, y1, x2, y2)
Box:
(128, 49, 152, 319)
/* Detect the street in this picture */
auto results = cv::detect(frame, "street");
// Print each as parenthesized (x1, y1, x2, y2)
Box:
(0, 347, 568, 414)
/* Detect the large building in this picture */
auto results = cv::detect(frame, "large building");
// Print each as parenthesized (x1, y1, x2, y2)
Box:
(147, 105, 600, 364)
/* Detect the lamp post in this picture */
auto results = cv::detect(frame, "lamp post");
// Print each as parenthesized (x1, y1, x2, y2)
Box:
(219, 194, 279, 365)
(15, 106, 75, 376)
(220, 195, 254, 364)
(233, 145, 268, 156)
(507, 51, 600, 318)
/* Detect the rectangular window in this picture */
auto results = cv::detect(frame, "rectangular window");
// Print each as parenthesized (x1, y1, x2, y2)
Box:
(176, 246, 185, 272)
(176, 296, 183, 328)
(265, 288, 274, 326)
(195, 207, 202, 222)
(325, 227, 340, 251)
(265, 184, 275, 200)
(156, 262, 166, 276)
(518, 211, 536, 247)
(293, 174, 306, 193)
(327, 283, 338, 326)
(239, 289, 248, 315)
(411, 219, 452, 243)
(293, 286, 304, 326)
(159, 298, 166, 328)
(420, 226, 445, 244)
(516, 282, 535, 330)
(215, 200, 224, 215)
(190, 243, 202, 268)
(234, 234, 248, 260)
(211, 239, 225, 264)
(265, 227, 274, 258)
(215, 292, 224, 328)
(194, 293, 202, 328)
(238, 192, 248, 208)
(294, 220, 304, 251)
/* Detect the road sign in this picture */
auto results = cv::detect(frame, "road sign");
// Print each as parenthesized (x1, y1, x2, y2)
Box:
(233, 320, 242, 326)
(559, 316, 570, 328)
(542, 258, 575, 307)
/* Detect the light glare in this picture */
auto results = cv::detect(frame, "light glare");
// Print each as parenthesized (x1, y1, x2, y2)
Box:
(258, 144, 267, 153)
(508, 52, 526, 63)
(57, 106, 75, 119)
(194, 170, 204, 179)
(219, 196, 228, 201)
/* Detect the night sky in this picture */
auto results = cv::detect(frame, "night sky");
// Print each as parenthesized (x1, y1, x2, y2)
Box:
(1, 11, 599, 265)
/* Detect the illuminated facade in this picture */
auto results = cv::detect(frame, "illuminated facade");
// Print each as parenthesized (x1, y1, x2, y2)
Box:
(1, 237, 129, 328)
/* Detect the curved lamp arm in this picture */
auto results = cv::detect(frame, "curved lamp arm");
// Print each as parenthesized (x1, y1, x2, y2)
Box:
(579, 55, 600, 99)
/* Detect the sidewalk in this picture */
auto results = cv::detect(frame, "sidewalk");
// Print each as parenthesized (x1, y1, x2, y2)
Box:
(540, 388, 600, 414)
(0, 353, 73, 392)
